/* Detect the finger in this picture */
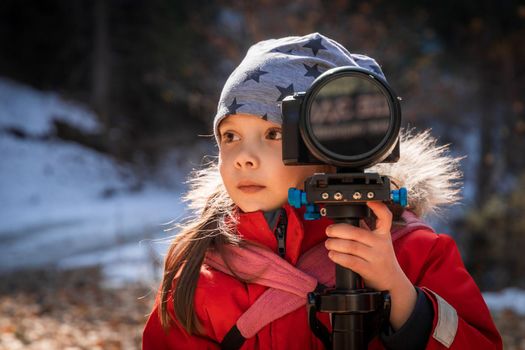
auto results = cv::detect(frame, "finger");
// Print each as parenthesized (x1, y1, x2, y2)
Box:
(359, 218, 371, 231)
(325, 238, 372, 259)
(325, 223, 374, 246)
(366, 201, 393, 234)
(328, 251, 367, 272)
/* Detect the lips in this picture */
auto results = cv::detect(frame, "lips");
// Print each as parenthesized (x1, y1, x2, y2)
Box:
(237, 180, 266, 193)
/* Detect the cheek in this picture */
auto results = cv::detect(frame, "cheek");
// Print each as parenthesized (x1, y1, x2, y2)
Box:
(218, 156, 231, 185)
(299, 165, 324, 177)
(276, 165, 316, 188)
(218, 155, 224, 172)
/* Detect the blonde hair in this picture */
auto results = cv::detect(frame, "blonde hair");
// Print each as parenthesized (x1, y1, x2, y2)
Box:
(159, 158, 237, 333)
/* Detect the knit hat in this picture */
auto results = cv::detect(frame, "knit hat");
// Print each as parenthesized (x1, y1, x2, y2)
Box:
(214, 32, 385, 142)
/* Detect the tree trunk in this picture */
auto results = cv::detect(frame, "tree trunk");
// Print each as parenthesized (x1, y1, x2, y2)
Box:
(91, 0, 110, 128)
(476, 75, 495, 205)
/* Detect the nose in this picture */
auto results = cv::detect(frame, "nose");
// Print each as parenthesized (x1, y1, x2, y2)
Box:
(234, 145, 260, 170)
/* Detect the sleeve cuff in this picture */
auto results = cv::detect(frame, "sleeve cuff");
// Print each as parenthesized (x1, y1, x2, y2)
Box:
(380, 286, 434, 350)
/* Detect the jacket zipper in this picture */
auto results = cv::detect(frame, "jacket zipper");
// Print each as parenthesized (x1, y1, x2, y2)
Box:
(274, 208, 287, 258)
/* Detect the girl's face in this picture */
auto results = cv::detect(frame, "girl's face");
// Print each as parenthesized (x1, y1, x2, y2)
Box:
(218, 114, 328, 213)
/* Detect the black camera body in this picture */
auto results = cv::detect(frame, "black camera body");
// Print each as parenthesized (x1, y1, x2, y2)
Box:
(282, 91, 320, 164)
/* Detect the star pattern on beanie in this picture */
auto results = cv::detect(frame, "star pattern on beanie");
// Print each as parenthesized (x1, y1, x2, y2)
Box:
(303, 63, 322, 78)
(214, 33, 388, 142)
(243, 68, 269, 83)
(227, 98, 244, 115)
(302, 37, 327, 56)
(276, 83, 295, 102)
(353, 56, 383, 76)
(271, 47, 294, 54)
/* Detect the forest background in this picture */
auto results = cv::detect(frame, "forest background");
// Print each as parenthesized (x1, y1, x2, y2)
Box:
(0, 1, 524, 349)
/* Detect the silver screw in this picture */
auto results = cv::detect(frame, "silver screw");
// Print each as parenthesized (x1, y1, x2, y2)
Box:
(353, 192, 362, 200)
(367, 191, 375, 199)
(321, 192, 329, 200)
(320, 208, 327, 216)
(334, 192, 343, 200)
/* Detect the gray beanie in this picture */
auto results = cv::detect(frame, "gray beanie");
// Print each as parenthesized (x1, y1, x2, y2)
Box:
(214, 32, 385, 141)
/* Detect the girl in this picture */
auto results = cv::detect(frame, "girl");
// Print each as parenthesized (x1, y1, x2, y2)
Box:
(143, 33, 502, 349)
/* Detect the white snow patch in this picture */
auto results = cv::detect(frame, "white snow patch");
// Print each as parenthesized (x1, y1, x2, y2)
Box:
(0, 77, 100, 134)
(484, 288, 525, 316)
(0, 77, 195, 285)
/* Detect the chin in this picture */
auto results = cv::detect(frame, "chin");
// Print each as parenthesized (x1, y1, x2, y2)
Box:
(238, 201, 285, 213)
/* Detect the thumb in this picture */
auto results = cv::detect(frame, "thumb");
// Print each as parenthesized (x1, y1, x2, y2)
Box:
(366, 201, 393, 235)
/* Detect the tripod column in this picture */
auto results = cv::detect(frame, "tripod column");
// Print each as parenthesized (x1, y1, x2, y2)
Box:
(330, 207, 369, 350)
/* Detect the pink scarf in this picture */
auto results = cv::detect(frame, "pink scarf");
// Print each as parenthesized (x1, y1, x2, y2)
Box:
(204, 210, 432, 339)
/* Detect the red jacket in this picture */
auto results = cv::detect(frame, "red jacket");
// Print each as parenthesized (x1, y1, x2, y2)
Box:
(143, 204, 502, 349)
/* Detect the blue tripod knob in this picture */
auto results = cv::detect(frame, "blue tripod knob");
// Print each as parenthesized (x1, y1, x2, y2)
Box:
(288, 188, 320, 220)
(304, 203, 321, 220)
(288, 188, 307, 208)
(391, 187, 408, 207)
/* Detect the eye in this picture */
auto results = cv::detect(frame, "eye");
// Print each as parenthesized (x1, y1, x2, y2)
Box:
(266, 128, 282, 141)
(221, 131, 240, 144)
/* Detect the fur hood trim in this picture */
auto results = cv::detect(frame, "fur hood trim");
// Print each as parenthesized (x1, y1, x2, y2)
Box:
(370, 128, 464, 218)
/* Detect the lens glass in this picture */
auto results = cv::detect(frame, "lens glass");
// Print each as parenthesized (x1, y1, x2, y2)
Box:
(309, 75, 391, 157)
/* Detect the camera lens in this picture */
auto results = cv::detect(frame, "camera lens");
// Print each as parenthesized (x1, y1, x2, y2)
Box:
(301, 68, 400, 168)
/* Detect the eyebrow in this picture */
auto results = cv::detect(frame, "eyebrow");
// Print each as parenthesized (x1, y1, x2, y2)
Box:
(218, 120, 237, 130)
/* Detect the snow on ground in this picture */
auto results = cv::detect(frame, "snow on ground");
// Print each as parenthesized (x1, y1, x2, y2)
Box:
(0, 78, 100, 135)
(483, 288, 525, 316)
(0, 77, 189, 286)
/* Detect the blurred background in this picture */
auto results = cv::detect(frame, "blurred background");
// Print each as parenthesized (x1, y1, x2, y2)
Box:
(0, 0, 524, 349)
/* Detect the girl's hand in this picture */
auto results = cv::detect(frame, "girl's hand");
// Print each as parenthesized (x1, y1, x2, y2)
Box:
(325, 201, 400, 291)
(324, 201, 417, 330)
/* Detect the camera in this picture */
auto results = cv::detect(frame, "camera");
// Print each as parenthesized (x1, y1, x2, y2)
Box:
(282, 66, 401, 170)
